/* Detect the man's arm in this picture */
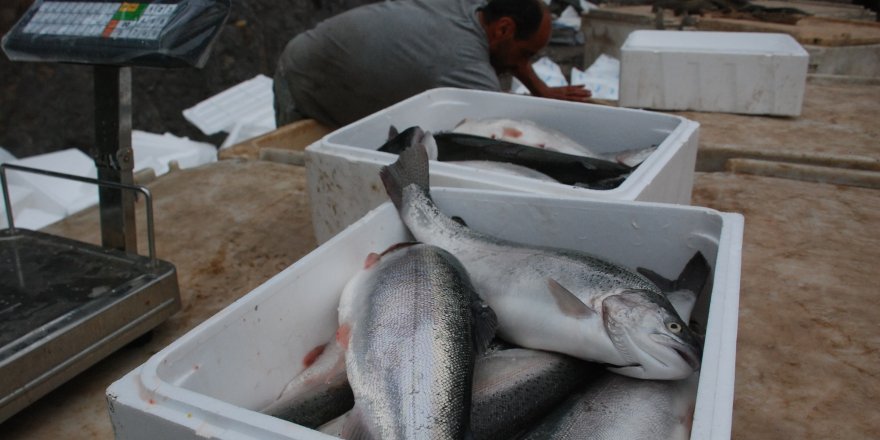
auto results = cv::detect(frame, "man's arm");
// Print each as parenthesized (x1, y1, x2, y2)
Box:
(513, 62, 592, 102)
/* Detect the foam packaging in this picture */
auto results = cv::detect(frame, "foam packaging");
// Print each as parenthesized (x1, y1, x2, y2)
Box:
(619, 30, 809, 116)
(305, 87, 699, 243)
(107, 187, 743, 440)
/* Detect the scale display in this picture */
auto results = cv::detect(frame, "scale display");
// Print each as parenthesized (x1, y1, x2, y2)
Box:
(2, 0, 230, 67)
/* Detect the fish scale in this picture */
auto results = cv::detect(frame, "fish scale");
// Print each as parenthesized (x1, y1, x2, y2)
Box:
(339, 243, 491, 440)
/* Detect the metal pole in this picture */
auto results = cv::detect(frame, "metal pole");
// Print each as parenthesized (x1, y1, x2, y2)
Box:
(94, 65, 137, 253)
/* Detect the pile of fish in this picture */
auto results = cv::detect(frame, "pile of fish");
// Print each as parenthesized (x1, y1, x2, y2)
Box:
(377, 118, 658, 190)
(262, 127, 708, 439)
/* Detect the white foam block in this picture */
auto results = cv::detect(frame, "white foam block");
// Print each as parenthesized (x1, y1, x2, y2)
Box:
(619, 30, 809, 116)
(182, 74, 277, 136)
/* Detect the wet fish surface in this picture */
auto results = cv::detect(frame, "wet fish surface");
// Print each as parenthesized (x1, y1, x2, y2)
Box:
(378, 127, 633, 188)
(470, 347, 602, 440)
(518, 372, 700, 440)
(316, 346, 602, 439)
(261, 338, 352, 427)
(517, 272, 705, 440)
(452, 118, 602, 158)
(337, 242, 496, 439)
(379, 129, 702, 380)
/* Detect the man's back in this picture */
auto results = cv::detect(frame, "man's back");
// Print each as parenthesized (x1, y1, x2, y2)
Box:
(275, 0, 501, 127)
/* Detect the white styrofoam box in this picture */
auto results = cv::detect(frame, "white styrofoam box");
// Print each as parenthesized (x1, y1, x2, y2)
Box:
(132, 130, 218, 176)
(306, 87, 699, 243)
(8, 148, 98, 216)
(619, 30, 809, 116)
(183, 74, 277, 136)
(107, 188, 743, 440)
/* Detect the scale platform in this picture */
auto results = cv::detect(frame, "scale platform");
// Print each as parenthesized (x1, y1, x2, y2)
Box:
(0, 164, 182, 423)
(0, 227, 180, 422)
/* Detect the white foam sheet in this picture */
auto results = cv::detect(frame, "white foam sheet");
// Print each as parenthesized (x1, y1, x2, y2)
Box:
(182, 74, 277, 136)
(8, 148, 98, 217)
(571, 53, 620, 100)
(1, 132, 216, 230)
(132, 130, 218, 176)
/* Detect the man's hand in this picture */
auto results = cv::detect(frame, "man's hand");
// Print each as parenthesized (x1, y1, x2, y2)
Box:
(539, 85, 592, 102)
(513, 62, 592, 103)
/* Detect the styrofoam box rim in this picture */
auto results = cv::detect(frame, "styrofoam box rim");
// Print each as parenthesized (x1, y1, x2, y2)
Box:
(310, 87, 699, 201)
(621, 30, 809, 57)
(108, 188, 743, 440)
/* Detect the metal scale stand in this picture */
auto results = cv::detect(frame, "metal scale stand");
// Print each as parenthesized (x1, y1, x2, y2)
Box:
(0, 0, 230, 422)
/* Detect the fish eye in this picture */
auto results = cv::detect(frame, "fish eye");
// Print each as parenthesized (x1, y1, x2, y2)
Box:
(667, 322, 682, 333)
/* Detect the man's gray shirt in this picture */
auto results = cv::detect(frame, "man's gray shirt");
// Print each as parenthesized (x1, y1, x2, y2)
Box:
(274, 0, 500, 128)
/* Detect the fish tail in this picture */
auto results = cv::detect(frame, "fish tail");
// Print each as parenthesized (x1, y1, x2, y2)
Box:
(379, 128, 431, 209)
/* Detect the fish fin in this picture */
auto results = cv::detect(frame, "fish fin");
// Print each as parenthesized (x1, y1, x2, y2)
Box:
(363, 252, 381, 269)
(451, 216, 468, 227)
(638, 251, 711, 296)
(340, 405, 375, 440)
(379, 127, 430, 210)
(637, 267, 675, 292)
(547, 278, 596, 318)
(675, 251, 712, 297)
(470, 295, 498, 355)
(387, 125, 399, 140)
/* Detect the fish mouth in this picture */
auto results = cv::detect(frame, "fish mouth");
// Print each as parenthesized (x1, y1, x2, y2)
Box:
(671, 344, 701, 371)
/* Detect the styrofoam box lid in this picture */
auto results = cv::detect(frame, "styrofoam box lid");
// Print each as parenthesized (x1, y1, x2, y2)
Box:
(622, 30, 808, 57)
(108, 188, 743, 440)
(312, 87, 698, 201)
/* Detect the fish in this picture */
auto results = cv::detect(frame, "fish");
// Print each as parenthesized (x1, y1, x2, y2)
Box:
(517, 371, 700, 440)
(378, 127, 633, 188)
(516, 266, 705, 440)
(316, 346, 602, 439)
(260, 338, 353, 427)
(336, 241, 497, 439)
(379, 129, 702, 380)
(613, 145, 659, 168)
(447, 160, 558, 182)
(470, 347, 601, 440)
(452, 117, 602, 158)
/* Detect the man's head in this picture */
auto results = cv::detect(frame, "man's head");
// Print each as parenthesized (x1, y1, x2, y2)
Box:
(479, 0, 551, 73)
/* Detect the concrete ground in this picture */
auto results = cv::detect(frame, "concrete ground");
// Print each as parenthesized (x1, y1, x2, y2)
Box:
(1, 77, 878, 439)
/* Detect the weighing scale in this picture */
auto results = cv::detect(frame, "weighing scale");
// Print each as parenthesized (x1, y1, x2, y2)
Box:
(0, 0, 230, 422)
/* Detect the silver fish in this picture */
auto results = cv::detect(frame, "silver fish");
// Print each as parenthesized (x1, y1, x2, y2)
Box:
(261, 338, 352, 427)
(379, 129, 701, 380)
(518, 372, 699, 440)
(470, 347, 601, 440)
(517, 270, 705, 440)
(317, 346, 600, 440)
(337, 242, 496, 440)
(448, 160, 558, 182)
(452, 118, 602, 159)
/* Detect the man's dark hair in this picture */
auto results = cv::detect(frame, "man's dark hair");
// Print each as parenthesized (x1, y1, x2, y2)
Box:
(479, 0, 546, 40)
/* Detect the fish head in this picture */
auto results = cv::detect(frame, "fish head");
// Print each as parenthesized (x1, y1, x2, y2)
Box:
(601, 289, 702, 380)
